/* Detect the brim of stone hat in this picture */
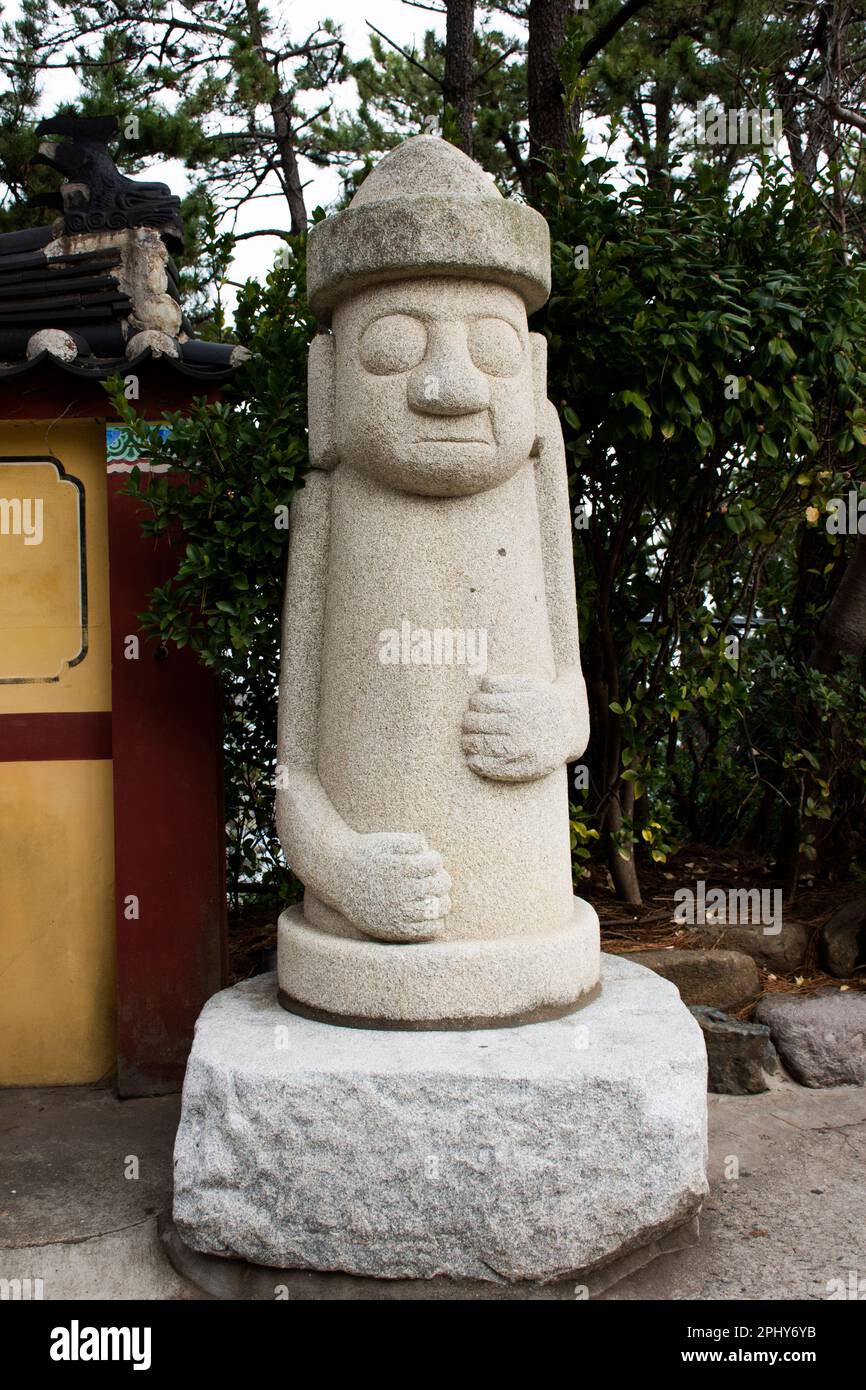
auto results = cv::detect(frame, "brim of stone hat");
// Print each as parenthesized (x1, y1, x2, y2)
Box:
(307, 193, 551, 319)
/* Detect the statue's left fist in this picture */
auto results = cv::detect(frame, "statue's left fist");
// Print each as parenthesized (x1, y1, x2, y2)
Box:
(461, 674, 573, 783)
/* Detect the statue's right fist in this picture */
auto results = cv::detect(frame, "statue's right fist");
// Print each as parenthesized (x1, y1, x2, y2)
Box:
(339, 832, 452, 942)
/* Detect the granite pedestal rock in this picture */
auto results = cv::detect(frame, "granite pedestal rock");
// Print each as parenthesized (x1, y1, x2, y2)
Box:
(173, 136, 707, 1288)
(174, 956, 708, 1284)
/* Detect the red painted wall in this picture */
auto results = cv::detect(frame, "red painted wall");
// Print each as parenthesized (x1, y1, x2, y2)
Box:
(107, 475, 227, 1096)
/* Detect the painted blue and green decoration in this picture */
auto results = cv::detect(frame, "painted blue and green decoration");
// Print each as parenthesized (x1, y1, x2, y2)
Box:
(106, 424, 171, 474)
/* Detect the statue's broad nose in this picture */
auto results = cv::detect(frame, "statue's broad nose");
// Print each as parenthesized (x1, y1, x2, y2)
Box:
(407, 322, 490, 416)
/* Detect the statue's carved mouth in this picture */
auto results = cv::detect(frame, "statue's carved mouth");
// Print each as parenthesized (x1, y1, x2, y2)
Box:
(417, 438, 492, 445)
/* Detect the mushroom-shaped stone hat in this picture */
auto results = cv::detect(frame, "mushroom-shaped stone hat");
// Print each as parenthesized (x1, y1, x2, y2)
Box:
(307, 136, 551, 320)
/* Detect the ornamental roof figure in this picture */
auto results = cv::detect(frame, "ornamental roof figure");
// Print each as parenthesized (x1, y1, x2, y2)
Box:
(306, 136, 551, 320)
(31, 114, 185, 252)
(0, 115, 245, 381)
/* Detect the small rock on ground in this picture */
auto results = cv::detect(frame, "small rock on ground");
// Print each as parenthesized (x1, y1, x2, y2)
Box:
(693, 921, 809, 974)
(635, 948, 759, 1010)
(755, 990, 866, 1088)
(690, 1005, 778, 1095)
(819, 898, 866, 979)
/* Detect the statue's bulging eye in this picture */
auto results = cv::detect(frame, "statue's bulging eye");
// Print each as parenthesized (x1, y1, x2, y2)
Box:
(359, 314, 427, 374)
(468, 318, 523, 376)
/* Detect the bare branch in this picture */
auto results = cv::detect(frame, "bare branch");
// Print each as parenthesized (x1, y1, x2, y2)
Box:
(366, 21, 443, 86)
(823, 98, 866, 136)
(232, 228, 292, 241)
(579, 0, 655, 72)
(476, 43, 521, 81)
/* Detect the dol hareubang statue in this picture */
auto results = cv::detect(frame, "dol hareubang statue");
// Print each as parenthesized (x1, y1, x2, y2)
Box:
(174, 137, 708, 1287)
(275, 136, 601, 1027)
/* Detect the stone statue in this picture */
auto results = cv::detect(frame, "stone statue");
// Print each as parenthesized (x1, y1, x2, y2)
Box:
(276, 137, 600, 1027)
(174, 139, 707, 1288)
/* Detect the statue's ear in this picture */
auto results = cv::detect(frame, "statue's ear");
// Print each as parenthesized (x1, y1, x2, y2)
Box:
(529, 332, 548, 458)
(308, 332, 339, 469)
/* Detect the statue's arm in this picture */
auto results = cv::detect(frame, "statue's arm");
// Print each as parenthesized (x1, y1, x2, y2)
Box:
(533, 395, 590, 763)
(275, 469, 359, 901)
(461, 340, 589, 783)
(276, 469, 452, 940)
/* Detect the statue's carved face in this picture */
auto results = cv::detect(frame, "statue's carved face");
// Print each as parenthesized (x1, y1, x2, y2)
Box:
(331, 278, 537, 496)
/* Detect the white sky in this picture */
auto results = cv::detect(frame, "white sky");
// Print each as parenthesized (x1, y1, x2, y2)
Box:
(222, 1, 524, 284)
(13, 0, 528, 302)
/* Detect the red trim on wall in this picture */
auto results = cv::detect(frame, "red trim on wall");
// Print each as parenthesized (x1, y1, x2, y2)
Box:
(0, 362, 224, 420)
(107, 473, 227, 1098)
(0, 711, 112, 762)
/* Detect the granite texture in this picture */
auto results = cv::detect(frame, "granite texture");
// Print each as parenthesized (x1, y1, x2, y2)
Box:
(275, 135, 599, 1024)
(307, 136, 550, 318)
(278, 896, 600, 1027)
(173, 954, 708, 1283)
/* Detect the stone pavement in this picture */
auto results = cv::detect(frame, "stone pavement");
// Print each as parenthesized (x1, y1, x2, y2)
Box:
(1, 1075, 863, 1300)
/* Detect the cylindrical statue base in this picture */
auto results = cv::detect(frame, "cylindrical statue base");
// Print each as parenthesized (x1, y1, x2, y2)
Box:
(277, 896, 600, 1029)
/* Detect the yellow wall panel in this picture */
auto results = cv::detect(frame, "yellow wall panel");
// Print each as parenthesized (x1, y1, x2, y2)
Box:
(0, 758, 116, 1085)
(0, 420, 111, 715)
(0, 419, 116, 1085)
